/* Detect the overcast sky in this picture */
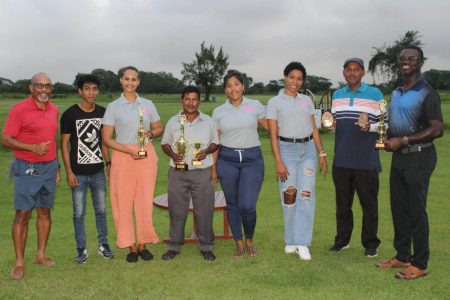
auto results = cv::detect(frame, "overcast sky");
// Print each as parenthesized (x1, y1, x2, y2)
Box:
(1, 0, 449, 87)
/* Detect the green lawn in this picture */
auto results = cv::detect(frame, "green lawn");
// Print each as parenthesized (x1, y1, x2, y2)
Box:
(0, 94, 449, 299)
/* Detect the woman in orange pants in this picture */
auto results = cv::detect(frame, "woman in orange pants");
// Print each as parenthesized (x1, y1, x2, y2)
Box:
(102, 66, 163, 262)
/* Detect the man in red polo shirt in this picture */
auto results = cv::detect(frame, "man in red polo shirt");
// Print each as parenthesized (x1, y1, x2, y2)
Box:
(2, 72, 60, 280)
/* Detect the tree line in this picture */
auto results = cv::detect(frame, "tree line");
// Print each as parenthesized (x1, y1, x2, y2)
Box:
(2, 31, 449, 98)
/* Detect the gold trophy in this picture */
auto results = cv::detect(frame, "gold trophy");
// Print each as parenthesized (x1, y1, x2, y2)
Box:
(192, 142, 204, 166)
(375, 100, 388, 150)
(321, 110, 335, 129)
(137, 107, 148, 157)
(173, 114, 190, 171)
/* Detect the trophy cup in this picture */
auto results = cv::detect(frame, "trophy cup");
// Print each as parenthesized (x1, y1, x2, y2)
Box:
(137, 107, 148, 157)
(192, 142, 204, 166)
(321, 110, 335, 129)
(173, 114, 190, 171)
(375, 100, 388, 150)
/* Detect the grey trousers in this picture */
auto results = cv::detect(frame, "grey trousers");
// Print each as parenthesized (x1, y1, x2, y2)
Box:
(167, 167, 215, 251)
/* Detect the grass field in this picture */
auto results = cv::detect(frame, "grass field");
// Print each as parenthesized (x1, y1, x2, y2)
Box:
(0, 93, 449, 299)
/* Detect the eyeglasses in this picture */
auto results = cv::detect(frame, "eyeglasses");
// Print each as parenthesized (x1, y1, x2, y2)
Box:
(397, 56, 420, 64)
(25, 164, 39, 177)
(32, 83, 53, 90)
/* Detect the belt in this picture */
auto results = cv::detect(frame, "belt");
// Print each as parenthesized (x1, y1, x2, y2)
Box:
(400, 142, 433, 154)
(279, 135, 313, 143)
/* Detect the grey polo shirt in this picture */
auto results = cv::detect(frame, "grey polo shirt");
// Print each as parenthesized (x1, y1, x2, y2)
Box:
(212, 97, 265, 148)
(267, 89, 314, 138)
(102, 94, 160, 145)
(161, 111, 219, 169)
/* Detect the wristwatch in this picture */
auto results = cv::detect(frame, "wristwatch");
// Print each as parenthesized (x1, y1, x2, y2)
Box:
(401, 136, 409, 146)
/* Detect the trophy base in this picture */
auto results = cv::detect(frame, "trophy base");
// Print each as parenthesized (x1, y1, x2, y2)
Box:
(175, 163, 188, 171)
(192, 160, 202, 166)
(375, 142, 385, 150)
(138, 150, 148, 157)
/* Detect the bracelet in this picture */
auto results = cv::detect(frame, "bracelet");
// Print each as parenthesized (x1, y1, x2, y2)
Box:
(319, 150, 327, 157)
(105, 161, 111, 166)
(32, 144, 36, 152)
(148, 131, 154, 139)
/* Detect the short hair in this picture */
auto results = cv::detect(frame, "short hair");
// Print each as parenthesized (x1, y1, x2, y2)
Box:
(401, 45, 424, 60)
(181, 85, 200, 99)
(118, 66, 140, 79)
(223, 69, 244, 89)
(283, 62, 307, 79)
(31, 72, 51, 84)
(76, 74, 100, 89)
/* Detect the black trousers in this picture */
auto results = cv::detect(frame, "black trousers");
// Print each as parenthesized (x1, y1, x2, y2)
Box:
(390, 147, 437, 270)
(332, 166, 381, 249)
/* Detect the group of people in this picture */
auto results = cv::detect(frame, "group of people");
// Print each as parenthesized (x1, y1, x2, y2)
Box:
(2, 46, 443, 281)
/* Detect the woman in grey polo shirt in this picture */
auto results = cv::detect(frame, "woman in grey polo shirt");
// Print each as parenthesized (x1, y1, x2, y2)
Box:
(267, 62, 327, 260)
(102, 66, 163, 263)
(212, 70, 268, 258)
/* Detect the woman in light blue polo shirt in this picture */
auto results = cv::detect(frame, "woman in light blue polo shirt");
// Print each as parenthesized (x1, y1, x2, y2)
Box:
(212, 70, 268, 258)
(267, 62, 328, 260)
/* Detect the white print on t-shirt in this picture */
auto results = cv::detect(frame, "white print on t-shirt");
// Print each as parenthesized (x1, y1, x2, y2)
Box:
(76, 118, 103, 164)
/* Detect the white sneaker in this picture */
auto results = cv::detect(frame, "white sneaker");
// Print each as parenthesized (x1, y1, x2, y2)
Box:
(285, 245, 297, 254)
(296, 246, 311, 260)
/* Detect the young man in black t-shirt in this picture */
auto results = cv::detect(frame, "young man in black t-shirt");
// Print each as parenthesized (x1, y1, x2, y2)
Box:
(60, 74, 114, 263)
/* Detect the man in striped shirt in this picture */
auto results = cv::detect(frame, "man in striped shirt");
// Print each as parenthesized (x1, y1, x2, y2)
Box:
(328, 58, 383, 258)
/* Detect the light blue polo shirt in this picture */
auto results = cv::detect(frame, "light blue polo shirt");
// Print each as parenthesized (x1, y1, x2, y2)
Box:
(266, 89, 314, 138)
(102, 94, 160, 145)
(161, 111, 219, 169)
(212, 97, 265, 148)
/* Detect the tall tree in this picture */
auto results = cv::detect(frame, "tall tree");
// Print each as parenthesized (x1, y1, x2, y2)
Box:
(368, 31, 424, 86)
(181, 41, 229, 101)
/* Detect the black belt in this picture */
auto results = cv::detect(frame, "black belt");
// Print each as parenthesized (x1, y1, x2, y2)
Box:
(279, 135, 313, 143)
(400, 142, 433, 154)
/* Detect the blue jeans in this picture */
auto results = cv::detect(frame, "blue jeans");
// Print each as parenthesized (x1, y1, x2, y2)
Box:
(72, 170, 109, 249)
(217, 146, 264, 241)
(278, 140, 317, 246)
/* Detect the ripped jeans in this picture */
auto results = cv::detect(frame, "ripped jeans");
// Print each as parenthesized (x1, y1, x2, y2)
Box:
(278, 140, 317, 246)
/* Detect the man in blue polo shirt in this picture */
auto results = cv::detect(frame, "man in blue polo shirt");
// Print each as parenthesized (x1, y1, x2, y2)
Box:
(328, 58, 383, 257)
(378, 46, 443, 280)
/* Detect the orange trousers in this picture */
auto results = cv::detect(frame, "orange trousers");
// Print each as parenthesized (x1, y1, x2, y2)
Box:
(110, 144, 159, 248)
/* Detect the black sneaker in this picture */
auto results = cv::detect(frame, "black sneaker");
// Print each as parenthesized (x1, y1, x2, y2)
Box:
(75, 248, 88, 264)
(162, 250, 180, 261)
(200, 250, 216, 261)
(98, 243, 115, 259)
(329, 243, 350, 252)
(126, 252, 138, 263)
(138, 248, 154, 261)
(365, 248, 378, 257)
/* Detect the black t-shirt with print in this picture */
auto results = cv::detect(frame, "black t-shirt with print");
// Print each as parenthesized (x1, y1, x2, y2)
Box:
(60, 104, 106, 175)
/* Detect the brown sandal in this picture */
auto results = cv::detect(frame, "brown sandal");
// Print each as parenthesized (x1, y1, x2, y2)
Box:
(247, 247, 257, 257)
(377, 257, 410, 269)
(234, 248, 245, 259)
(395, 265, 427, 280)
(10, 266, 25, 280)
(34, 256, 55, 266)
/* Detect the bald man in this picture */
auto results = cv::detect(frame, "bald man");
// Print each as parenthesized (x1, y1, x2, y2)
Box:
(2, 73, 60, 280)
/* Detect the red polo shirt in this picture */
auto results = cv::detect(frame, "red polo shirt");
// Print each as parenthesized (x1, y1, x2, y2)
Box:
(3, 96, 59, 163)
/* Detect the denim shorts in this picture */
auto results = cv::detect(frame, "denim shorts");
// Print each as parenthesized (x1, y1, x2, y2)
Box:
(11, 158, 58, 211)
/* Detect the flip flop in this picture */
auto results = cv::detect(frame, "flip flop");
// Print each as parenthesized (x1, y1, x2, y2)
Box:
(10, 266, 25, 280)
(34, 256, 55, 266)
(395, 265, 428, 280)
